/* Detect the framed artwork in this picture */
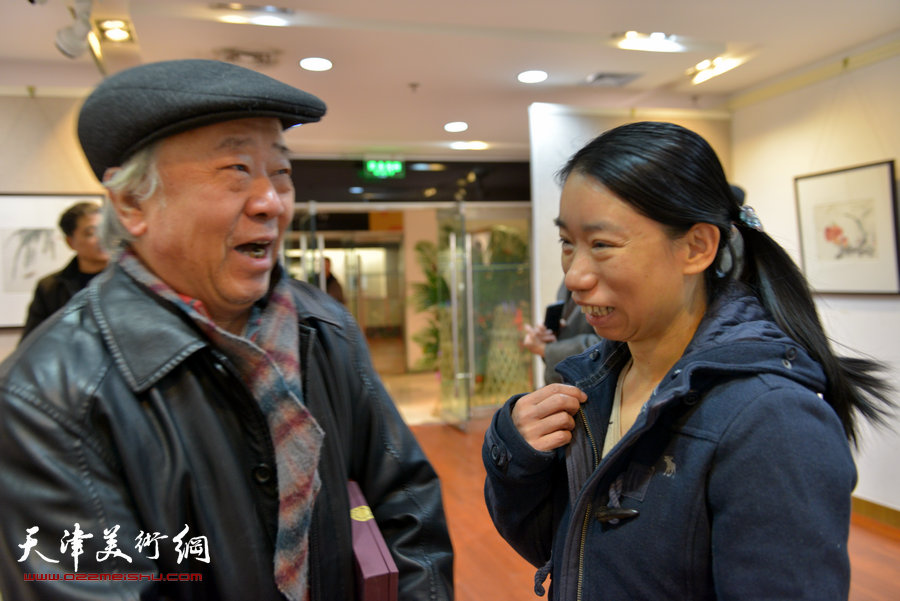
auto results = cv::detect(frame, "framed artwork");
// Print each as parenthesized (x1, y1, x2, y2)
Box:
(795, 160, 898, 294)
(0, 194, 105, 327)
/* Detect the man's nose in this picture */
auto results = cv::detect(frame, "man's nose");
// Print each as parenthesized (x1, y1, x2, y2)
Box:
(247, 175, 286, 218)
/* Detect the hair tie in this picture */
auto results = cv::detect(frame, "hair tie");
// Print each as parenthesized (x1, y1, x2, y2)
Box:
(716, 225, 745, 279)
(738, 205, 763, 231)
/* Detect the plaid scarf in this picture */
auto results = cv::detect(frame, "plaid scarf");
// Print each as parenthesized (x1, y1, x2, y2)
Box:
(119, 249, 324, 601)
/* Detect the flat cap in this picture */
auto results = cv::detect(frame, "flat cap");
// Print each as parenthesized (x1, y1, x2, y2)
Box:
(78, 59, 327, 181)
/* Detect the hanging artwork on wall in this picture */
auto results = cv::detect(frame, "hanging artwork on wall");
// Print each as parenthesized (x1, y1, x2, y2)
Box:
(795, 160, 898, 294)
(0, 194, 105, 327)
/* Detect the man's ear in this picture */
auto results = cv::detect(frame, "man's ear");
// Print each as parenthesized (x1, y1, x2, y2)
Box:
(103, 168, 148, 238)
(681, 222, 720, 275)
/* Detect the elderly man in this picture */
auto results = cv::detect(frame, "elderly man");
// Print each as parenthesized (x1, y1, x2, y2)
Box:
(0, 59, 453, 601)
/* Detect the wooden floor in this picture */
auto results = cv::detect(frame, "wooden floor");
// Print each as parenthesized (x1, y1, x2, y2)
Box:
(409, 416, 900, 601)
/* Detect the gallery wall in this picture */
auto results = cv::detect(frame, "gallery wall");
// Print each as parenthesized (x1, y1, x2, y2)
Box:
(730, 34, 900, 511)
(0, 95, 102, 359)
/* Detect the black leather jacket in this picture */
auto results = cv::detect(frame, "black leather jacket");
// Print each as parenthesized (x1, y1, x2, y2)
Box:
(20, 257, 96, 341)
(0, 264, 454, 600)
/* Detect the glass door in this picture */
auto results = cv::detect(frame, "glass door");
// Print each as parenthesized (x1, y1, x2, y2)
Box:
(436, 208, 474, 427)
(287, 201, 533, 430)
(435, 204, 533, 426)
(468, 221, 532, 410)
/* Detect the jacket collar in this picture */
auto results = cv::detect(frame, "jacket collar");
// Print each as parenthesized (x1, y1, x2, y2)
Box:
(284, 277, 343, 328)
(87, 265, 210, 392)
(86, 263, 344, 393)
(59, 256, 82, 278)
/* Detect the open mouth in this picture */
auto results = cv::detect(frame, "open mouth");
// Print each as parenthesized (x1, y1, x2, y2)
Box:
(236, 241, 270, 259)
(582, 305, 614, 317)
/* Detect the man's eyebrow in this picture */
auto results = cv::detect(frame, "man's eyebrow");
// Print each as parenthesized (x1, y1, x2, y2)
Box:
(213, 137, 290, 157)
(215, 136, 253, 151)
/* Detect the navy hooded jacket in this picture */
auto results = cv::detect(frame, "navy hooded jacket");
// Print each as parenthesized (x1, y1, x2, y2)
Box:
(484, 283, 855, 600)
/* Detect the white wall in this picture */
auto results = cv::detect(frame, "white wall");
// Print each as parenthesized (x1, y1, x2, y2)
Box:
(0, 330, 18, 362)
(0, 95, 101, 193)
(0, 95, 103, 362)
(731, 39, 900, 511)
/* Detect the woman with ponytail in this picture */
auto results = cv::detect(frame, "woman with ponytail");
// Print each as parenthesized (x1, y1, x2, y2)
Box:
(483, 121, 893, 600)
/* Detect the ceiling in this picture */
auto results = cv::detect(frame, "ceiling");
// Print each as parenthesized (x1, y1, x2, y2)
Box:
(3, 0, 900, 164)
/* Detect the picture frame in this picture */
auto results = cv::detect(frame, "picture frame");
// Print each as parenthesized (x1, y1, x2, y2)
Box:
(794, 160, 898, 294)
(0, 193, 106, 327)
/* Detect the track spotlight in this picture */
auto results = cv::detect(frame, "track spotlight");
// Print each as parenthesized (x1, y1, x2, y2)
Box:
(55, 0, 93, 58)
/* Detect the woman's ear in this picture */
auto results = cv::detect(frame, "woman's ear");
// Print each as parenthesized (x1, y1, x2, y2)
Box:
(681, 222, 721, 275)
(103, 168, 148, 238)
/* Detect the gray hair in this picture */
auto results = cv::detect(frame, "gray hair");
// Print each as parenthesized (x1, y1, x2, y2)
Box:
(99, 143, 163, 253)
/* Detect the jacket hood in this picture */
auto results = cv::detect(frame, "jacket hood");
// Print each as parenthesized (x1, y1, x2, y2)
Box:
(556, 282, 827, 401)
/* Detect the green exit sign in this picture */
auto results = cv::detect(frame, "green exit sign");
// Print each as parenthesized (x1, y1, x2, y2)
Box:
(364, 159, 405, 179)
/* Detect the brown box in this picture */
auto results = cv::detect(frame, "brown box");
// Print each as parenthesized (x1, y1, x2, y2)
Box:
(347, 481, 399, 601)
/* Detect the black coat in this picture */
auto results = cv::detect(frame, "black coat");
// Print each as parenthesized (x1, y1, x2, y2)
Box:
(20, 257, 94, 341)
(0, 264, 454, 600)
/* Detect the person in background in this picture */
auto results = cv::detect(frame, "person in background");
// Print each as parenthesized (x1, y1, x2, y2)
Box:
(483, 121, 893, 600)
(523, 280, 600, 385)
(307, 257, 346, 304)
(323, 256, 346, 304)
(0, 59, 452, 601)
(19, 200, 109, 341)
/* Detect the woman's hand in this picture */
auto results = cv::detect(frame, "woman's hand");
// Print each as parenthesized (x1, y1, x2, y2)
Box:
(512, 384, 587, 452)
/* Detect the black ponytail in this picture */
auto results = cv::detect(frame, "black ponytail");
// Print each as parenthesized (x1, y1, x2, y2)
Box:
(738, 224, 893, 443)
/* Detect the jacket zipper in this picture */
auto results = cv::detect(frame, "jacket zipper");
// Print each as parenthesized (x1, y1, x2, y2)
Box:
(576, 406, 600, 601)
(576, 501, 591, 601)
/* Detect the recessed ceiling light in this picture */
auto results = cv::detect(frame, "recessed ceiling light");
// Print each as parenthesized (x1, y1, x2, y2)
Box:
(96, 19, 133, 42)
(517, 70, 548, 84)
(102, 29, 129, 42)
(450, 141, 489, 151)
(614, 31, 685, 53)
(210, 3, 292, 13)
(251, 15, 289, 26)
(299, 57, 333, 71)
(444, 121, 468, 133)
(210, 3, 293, 26)
(219, 15, 249, 24)
(690, 56, 743, 84)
